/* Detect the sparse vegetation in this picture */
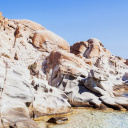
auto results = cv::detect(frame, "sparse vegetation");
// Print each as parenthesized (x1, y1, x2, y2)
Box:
(28, 62, 37, 70)
(28, 62, 39, 77)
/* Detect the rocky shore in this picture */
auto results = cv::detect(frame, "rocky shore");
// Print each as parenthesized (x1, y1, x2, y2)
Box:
(37, 108, 128, 128)
(0, 12, 128, 127)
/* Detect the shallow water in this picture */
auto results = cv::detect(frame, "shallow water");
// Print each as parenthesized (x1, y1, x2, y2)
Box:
(37, 108, 128, 128)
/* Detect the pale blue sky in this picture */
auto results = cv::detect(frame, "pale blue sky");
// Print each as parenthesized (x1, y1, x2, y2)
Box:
(0, 0, 128, 58)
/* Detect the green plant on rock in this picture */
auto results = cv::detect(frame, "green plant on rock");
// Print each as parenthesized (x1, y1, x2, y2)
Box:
(28, 62, 39, 76)
(28, 62, 37, 70)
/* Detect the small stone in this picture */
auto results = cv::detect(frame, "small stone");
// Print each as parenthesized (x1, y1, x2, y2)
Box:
(14, 53, 18, 60)
(31, 80, 35, 86)
(47, 117, 68, 124)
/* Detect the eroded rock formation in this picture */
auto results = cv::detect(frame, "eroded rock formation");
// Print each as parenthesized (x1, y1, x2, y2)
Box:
(0, 12, 71, 128)
(0, 12, 128, 127)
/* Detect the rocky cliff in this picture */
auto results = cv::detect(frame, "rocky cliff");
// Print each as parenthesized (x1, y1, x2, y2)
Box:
(0, 12, 128, 127)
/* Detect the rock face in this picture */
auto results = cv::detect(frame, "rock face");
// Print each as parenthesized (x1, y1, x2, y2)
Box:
(0, 12, 128, 127)
(0, 13, 71, 128)
(46, 40, 128, 110)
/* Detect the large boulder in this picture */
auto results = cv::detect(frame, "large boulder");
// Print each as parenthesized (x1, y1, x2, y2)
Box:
(32, 30, 70, 52)
(18, 19, 46, 31)
(71, 38, 111, 59)
(70, 41, 88, 56)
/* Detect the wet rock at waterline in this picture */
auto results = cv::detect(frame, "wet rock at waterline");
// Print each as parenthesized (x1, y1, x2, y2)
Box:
(47, 117, 68, 124)
(0, 11, 128, 127)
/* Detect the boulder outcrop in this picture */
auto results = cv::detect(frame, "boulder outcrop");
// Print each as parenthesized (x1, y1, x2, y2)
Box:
(46, 41, 128, 110)
(0, 12, 128, 127)
(0, 13, 71, 127)
(32, 30, 70, 52)
(0, 57, 71, 127)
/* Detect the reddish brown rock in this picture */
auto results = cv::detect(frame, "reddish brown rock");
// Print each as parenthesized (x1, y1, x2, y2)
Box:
(87, 38, 111, 58)
(32, 30, 70, 52)
(88, 42, 100, 58)
(0, 12, 3, 20)
(126, 60, 128, 65)
(71, 38, 111, 59)
(85, 59, 93, 66)
(46, 50, 86, 75)
(124, 59, 128, 66)
(70, 41, 88, 56)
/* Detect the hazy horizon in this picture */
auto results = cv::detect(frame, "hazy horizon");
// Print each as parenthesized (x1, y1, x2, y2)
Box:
(1, 0, 128, 58)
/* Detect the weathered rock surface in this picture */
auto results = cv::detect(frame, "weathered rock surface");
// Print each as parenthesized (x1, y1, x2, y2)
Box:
(32, 30, 70, 52)
(0, 13, 71, 127)
(18, 19, 46, 31)
(32, 78, 71, 117)
(46, 41, 128, 110)
(70, 39, 111, 59)
(0, 12, 128, 127)
(0, 57, 71, 127)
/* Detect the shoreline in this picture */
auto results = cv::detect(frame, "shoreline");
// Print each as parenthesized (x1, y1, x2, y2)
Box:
(36, 108, 128, 128)
(34, 106, 128, 121)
